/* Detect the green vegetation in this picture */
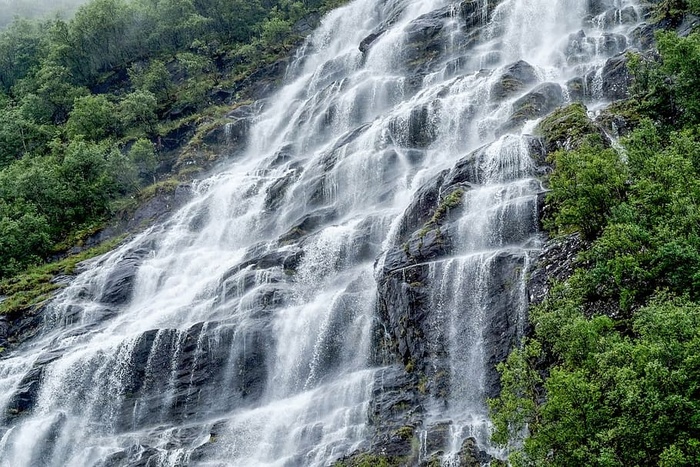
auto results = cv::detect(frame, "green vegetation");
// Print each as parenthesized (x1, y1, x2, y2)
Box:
(490, 9, 700, 466)
(432, 188, 465, 225)
(334, 453, 408, 467)
(0, 236, 124, 314)
(0, 0, 347, 283)
(535, 102, 602, 152)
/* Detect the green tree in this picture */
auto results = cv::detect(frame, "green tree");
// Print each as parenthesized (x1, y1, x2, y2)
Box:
(59, 140, 117, 222)
(66, 0, 137, 82)
(67, 94, 120, 141)
(0, 155, 68, 230)
(15, 63, 88, 124)
(129, 60, 174, 106)
(0, 103, 52, 166)
(545, 141, 628, 240)
(118, 90, 158, 135)
(261, 16, 293, 46)
(0, 201, 51, 277)
(493, 296, 700, 466)
(0, 18, 44, 91)
(128, 138, 158, 183)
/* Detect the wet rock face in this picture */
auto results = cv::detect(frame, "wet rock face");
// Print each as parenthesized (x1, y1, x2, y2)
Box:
(402, 7, 452, 73)
(359, 31, 385, 53)
(201, 101, 263, 151)
(388, 102, 441, 148)
(98, 251, 146, 306)
(601, 54, 632, 101)
(3, 350, 62, 422)
(368, 133, 548, 460)
(0, 316, 7, 349)
(491, 60, 539, 102)
(367, 366, 423, 457)
(497, 83, 565, 135)
(119, 321, 270, 431)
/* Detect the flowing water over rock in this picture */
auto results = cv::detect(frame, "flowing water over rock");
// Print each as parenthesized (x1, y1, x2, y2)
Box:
(0, 1, 648, 465)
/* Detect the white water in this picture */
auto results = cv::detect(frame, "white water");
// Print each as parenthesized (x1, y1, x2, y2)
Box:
(0, 1, 644, 466)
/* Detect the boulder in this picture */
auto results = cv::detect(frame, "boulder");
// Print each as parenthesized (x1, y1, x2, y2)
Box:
(388, 102, 441, 149)
(497, 83, 564, 135)
(601, 54, 632, 101)
(491, 60, 539, 102)
(535, 102, 607, 153)
(98, 251, 147, 306)
(359, 30, 386, 53)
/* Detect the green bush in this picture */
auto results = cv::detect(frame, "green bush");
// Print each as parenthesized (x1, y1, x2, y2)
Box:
(545, 142, 627, 240)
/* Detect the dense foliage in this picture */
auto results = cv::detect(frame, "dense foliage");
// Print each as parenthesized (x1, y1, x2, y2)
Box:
(0, 0, 344, 280)
(490, 6, 700, 466)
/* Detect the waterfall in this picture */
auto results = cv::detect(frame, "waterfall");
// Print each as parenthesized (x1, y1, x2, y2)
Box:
(0, 1, 645, 466)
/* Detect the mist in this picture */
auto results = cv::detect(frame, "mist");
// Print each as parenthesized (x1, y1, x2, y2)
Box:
(0, 0, 87, 28)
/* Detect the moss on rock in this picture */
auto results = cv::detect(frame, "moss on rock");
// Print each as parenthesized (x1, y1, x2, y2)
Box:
(535, 102, 604, 153)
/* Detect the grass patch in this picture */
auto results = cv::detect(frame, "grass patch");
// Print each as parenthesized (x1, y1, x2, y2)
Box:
(0, 237, 125, 315)
(137, 178, 180, 202)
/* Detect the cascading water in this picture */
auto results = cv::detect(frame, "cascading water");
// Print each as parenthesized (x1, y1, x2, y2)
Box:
(0, 0, 647, 465)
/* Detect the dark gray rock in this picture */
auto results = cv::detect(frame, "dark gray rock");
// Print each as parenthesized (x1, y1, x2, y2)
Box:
(566, 76, 585, 102)
(587, 0, 608, 16)
(159, 121, 196, 152)
(601, 54, 632, 101)
(595, 104, 638, 138)
(234, 55, 294, 101)
(2, 302, 48, 353)
(402, 7, 450, 73)
(630, 22, 657, 50)
(87, 183, 193, 250)
(388, 102, 441, 148)
(4, 371, 42, 418)
(3, 350, 62, 421)
(359, 30, 386, 53)
(458, 437, 492, 466)
(98, 251, 148, 306)
(677, 13, 700, 37)
(497, 83, 564, 135)
(264, 167, 303, 211)
(367, 365, 423, 459)
(0, 315, 7, 349)
(597, 32, 628, 56)
(460, 0, 495, 28)
(396, 171, 448, 242)
(481, 250, 531, 399)
(292, 12, 321, 35)
(491, 60, 538, 101)
(421, 421, 452, 460)
(279, 207, 337, 243)
(596, 6, 639, 27)
(201, 102, 262, 149)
